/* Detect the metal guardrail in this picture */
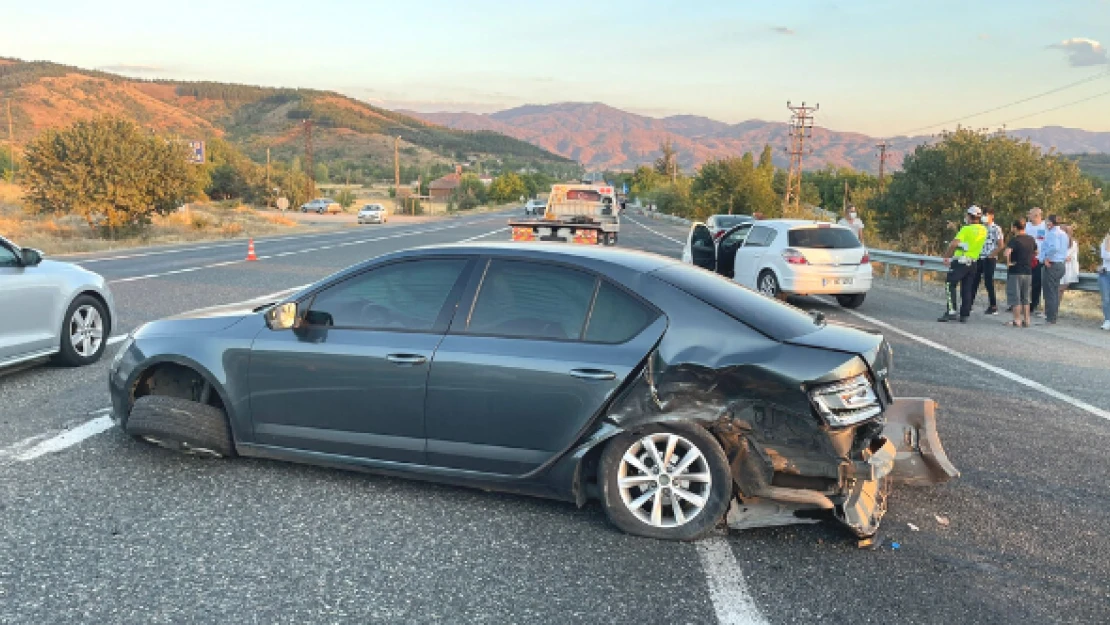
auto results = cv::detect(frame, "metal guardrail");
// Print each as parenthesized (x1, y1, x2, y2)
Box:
(635, 210, 1101, 293)
(867, 250, 1100, 293)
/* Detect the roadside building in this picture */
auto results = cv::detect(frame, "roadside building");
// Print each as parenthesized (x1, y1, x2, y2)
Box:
(428, 173, 461, 201)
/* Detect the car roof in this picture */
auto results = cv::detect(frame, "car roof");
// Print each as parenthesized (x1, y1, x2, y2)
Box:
(756, 219, 846, 230)
(394, 242, 678, 275)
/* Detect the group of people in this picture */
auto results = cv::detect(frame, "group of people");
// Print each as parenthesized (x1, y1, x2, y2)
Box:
(940, 206, 1098, 328)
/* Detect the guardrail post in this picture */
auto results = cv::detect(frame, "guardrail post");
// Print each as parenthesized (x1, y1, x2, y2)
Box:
(918, 260, 925, 290)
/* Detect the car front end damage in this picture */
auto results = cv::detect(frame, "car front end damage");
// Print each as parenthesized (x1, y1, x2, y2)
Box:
(602, 334, 959, 542)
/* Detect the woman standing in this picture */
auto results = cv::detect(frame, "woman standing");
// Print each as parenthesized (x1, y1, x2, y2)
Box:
(1100, 229, 1110, 331)
(1061, 225, 1080, 297)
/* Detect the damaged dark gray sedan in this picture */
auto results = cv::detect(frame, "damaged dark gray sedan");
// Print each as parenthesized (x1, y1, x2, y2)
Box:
(108, 243, 958, 541)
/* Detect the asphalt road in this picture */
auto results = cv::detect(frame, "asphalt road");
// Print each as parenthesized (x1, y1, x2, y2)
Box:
(1, 210, 1108, 624)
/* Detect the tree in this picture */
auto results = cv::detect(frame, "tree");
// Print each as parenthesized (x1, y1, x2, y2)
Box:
(630, 165, 662, 198)
(452, 173, 488, 210)
(876, 128, 1108, 266)
(654, 140, 679, 179)
(522, 171, 556, 198)
(488, 172, 528, 203)
(23, 117, 196, 233)
(335, 189, 356, 208)
(691, 153, 778, 220)
(314, 163, 330, 183)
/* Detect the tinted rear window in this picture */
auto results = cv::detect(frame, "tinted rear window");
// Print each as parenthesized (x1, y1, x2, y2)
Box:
(651, 264, 820, 341)
(713, 215, 753, 228)
(788, 227, 860, 249)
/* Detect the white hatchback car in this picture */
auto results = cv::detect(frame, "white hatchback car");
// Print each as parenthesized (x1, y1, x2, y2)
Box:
(357, 204, 388, 224)
(683, 219, 872, 308)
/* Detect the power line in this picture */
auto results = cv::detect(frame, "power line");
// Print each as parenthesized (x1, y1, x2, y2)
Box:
(1000, 88, 1110, 125)
(891, 69, 1110, 137)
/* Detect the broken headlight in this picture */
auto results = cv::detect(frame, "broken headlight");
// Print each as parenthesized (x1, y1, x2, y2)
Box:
(810, 374, 882, 427)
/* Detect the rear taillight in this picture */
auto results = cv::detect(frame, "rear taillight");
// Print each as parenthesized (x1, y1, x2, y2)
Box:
(713, 230, 725, 240)
(860, 252, 870, 264)
(782, 248, 808, 265)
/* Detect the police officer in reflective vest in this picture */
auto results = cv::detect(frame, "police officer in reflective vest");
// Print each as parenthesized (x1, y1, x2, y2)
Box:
(939, 205, 988, 322)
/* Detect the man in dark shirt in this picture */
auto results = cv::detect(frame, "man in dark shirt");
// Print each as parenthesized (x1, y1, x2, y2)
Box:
(1004, 219, 1037, 327)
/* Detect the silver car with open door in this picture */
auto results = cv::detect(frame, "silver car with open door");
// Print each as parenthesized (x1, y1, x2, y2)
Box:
(0, 235, 116, 370)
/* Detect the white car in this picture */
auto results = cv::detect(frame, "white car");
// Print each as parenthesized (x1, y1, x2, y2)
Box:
(524, 199, 546, 215)
(357, 204, 388, 224)
(300, 198, 342, 214)
(0, 235, 117, 369)
(683, 219, 872, 308)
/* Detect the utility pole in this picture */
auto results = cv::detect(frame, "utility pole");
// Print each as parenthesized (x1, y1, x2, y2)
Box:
(782, 101, 818, 216)
(6, 99, 15, 184)
(303, 119, 315, 200)
(876, 140, 889, 194)
(265, 147, 271, 205)
(842, 180, 848, 215)
(394, 136, 402, 213)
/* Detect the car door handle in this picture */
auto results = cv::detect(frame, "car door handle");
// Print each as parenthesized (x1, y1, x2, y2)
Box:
(387, 354, 427, 365)
(569, 368, 616, 381)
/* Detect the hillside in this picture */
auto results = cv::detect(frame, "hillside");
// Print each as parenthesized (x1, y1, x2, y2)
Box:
(0, 58, 570, 169)
(410, 102, 1110, 173)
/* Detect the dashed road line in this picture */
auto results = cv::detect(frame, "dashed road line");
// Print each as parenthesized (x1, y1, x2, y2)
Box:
(624, 215, 686, 245)
(108, 220, 490, 284)
(1, 409, 114, 463)
(696, 536, 769, 625)
(822, 300, 1110, 422)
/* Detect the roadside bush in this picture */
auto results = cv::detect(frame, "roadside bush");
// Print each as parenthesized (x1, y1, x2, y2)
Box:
(335, 189, 356, 208)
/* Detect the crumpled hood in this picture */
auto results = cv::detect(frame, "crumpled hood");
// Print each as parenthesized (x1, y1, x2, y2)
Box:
(784, 321, 884, 363)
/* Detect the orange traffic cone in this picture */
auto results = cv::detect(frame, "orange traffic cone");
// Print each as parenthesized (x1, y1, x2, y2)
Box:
(246, 238, 258, 261)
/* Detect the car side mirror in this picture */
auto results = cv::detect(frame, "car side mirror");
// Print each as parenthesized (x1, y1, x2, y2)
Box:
(265, 302, 298, 330)
(20, 248, 43, 267)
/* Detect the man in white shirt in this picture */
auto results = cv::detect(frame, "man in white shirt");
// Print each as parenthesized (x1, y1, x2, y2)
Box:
(1040, 214, 1070, 324)
(838, 206, 864, 243)
(1025, 207, 1048, 316)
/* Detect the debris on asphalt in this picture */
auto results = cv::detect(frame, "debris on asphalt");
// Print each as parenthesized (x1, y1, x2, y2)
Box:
(908, 523, 920, 532)
(891, 541, 901, 550)
(935, 515, 950, 527)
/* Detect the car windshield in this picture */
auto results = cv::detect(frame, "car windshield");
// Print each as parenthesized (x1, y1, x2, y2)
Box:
(651, 263, 821, 341)
(713, 215, 752, 228)
(788, 227, 861, 249)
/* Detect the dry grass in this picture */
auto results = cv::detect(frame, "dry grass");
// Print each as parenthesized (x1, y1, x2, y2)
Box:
(0, 183, 313, 255)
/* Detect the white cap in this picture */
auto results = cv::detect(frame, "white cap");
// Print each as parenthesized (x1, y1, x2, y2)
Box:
(967, 205, 982, 217)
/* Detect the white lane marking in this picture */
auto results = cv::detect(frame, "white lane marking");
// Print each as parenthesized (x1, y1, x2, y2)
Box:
(822, 299, 1110, 422)
(106, 221, 487, 284)
(456, 227, 508, 243)
(696, 536, 769, 625)
(72, 228, 366, 264)
(5, 415, 115, 462)
(624, 215, 685, 245)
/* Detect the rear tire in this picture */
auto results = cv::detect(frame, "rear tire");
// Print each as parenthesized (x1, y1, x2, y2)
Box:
(757, 270, 781, 299)
(598, 423, 732, 541)
(55, 295, 110, 367)
(125, 395, 235, 458)
(836, 293, 867, 309)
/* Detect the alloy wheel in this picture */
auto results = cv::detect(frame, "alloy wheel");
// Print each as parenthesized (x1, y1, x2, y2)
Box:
(68, 305, 104, 358)
(617, 433, 712, 528)
(759, 273, 779, 297)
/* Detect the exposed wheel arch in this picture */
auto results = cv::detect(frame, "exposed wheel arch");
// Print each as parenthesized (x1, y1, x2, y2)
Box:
(129, 360, 231, 426)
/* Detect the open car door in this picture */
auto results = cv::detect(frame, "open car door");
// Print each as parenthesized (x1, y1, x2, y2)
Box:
(685, 223, 716, 271)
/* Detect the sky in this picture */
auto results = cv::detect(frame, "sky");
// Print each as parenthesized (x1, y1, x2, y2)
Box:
(4, 0, 1110, 135)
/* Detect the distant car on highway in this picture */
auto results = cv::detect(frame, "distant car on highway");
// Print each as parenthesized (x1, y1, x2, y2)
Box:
(300, 198, 342, 214)
(684, 219, 872, 308)
(0, 235, 116, 369)
(705, 214, 754, 241)
(523, 199, 546, 215)
(357, 204, 388, 224)
(108, 242, 954, 541)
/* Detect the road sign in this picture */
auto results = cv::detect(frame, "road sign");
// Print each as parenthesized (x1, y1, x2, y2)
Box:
(276, 197, 290, 212)
(186, 140, 205, 165)
(622, 183, 628, 195)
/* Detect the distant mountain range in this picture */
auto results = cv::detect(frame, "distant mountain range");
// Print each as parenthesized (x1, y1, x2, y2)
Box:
(405, 102, 1110, 173)
(0, 58, 569, 168)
